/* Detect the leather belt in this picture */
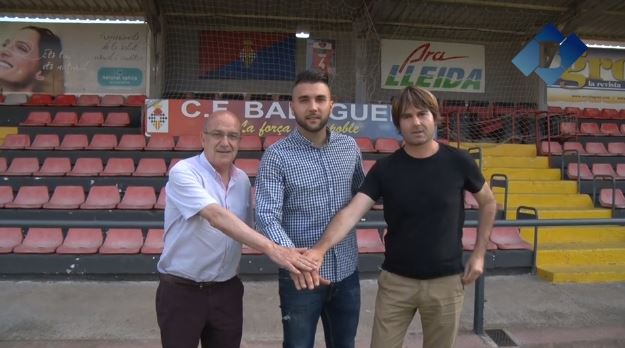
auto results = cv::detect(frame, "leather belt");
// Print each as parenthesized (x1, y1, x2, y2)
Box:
(159, 273, 230, 288)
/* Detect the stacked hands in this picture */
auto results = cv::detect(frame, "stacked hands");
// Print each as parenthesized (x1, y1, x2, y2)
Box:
(268, 245, 329, 290)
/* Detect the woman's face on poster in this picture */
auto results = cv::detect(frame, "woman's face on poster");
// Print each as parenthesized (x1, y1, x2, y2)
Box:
(0, 28, 43, 87)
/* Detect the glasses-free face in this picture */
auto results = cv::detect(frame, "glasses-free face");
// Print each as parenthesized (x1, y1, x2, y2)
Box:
(0, 28, 44, 88)
(398, 105, 436, 147)
(291, 82, 333, 135)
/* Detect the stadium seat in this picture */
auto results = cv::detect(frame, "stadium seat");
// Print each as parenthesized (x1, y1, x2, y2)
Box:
(20, 111, 52, 126)
(363, 160, 375, 174)
(462, 228, 497, 251)
(592, 163, 622, 179)
(77, 94, 100, 106)
(582, 108, 601, 119)
(175, 134, 202, 151)
(0, 157, 5, 173)
(28, 134, 60, 150)
(3, 157, 39, 176)
(0, 227, 22, 253)
(0, 186, 14, 208)
(0, 134, 30, 149)
(2, 93, 28, 105)
(4, 185, 49, 208)
(579, 122, 600, 135)
(608, 142, 625, 156)
(77, 112, 104, 126)
(167, 158, 182, 175)
(99, 228, 143, 254)
(263, 135, 285, 149)
(616, 164, 625, 178)
(57, 134, 88, 150)
(559, 122, 577, 137)
(43, 186, 86, 209)
(548, 106, 563, 115)
(13, 228, 63, 253)
(600, 123, 621, 136)
(239, 135, 262, 151)
(355, 137, 375, 152)
(141, 229, 164, 254)
(100, 94, 125, 107)
(103, 112, 130, 127)
(101, 158, 135, 176)
(117, 186, 157, 209)
(620, 110, 625, 119)
(87, 134, 117, 150)
(567, 163, 592, 180)
(601, 108, 619, 119)
(489, 227, 532, 250)
(154, 187, 166, 209)
(134, 158, 167, 177)
(80, 186, 121, 209)
(52, 94, 77, 106)
(564, 107, 582, 117)
(145, 134, 175, 151)
(49, 111, 78, 126)
(540, 141, 562, 155)
(68, 157, 103, 176)
(375, 138, 400, 153)
(34, 157, 71, 176)
(563, 141, 587, 155)
(599, 189, 625, 209)
(115, 134, 146, 150)
(56, 228, 103, 254)
(585, 142, 610, 156)
(234, 158, 260, 177)
(25, 94, 53, 106)
(125, 95, 147, 106)
(356, 229, 385, 253)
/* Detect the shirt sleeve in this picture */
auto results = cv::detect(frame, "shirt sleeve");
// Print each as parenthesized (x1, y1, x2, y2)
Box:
(167, 162, 217, 220)
(358, 159, 383, 202)
(254, 149, 295, 247)
(459, 150, 486, 193)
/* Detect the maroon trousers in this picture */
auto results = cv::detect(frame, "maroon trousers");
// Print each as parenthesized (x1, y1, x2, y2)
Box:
(156, 274, 244, 348)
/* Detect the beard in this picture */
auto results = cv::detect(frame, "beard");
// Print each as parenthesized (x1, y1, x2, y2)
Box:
(295, 113, 329, 133)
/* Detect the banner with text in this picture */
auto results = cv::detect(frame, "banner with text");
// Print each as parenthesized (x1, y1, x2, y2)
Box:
(380, 39, 485, 93)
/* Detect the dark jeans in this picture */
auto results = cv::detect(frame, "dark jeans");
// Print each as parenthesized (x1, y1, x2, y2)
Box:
(155, 274, 244, 348)
(278, 269, 360, 348)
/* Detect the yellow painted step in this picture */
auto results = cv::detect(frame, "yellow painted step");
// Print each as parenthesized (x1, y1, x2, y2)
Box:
(482, 156, 549, 169)
(505, 208, 611, 219)
(495, 193, 593, 209)
(458, 143, 536, 157)
(537, 242, 625, 266)
(502, 181, 577, 194)
(537, 264, 625, 283)
(520, 226, 625, 244)
(484, 168, 561, 181)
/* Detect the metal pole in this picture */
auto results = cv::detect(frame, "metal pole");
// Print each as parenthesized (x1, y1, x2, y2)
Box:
(473, 275, 485, 335)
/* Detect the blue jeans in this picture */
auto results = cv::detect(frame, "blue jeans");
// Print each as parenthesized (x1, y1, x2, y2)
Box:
(278, 269, 360, 348)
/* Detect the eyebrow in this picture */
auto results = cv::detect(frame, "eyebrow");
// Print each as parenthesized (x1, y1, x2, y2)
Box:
(16, 40, 32, 51)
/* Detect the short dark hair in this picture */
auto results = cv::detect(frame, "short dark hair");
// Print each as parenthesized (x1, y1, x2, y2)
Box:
(391, 86, 440, 129)
(293, 70, 330, 89)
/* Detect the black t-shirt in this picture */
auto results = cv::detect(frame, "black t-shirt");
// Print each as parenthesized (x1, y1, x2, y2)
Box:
(359, 144, 485, 279)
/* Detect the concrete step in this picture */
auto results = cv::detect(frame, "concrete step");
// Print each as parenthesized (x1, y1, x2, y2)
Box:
(537, 264, 625, 283)
(458, 143, 536, 157)
(504, 180, 578, 194)
(505, 208, 611, 219)
(484, 168, 561, 181)
(497, 193, 593, 210)
(483, 156, 549, 169)
(520, 226, 625, 244)
(537, 242, 625, 266)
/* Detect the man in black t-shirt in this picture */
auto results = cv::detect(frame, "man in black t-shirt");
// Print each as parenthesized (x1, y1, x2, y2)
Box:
(304, 86, 497, 348)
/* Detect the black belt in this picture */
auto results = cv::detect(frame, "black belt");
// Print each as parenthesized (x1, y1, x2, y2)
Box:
(159, 273, 233, 288)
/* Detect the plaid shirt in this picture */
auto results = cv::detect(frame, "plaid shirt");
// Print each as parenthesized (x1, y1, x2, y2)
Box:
(255, 128, 365, 282)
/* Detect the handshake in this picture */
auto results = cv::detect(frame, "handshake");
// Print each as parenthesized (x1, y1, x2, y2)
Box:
(266, 245, 330, 290)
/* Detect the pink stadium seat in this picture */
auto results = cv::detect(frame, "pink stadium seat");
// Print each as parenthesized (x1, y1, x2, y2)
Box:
(25, 93, 53, 106)
(592, 163, 622, 179)
(154, 187, 166, 209)
(608, 142, 625, 156)
(464, 191, 479, 209)
(375, 138, 400, 153)
(489, 227, 532, 250)
(547, 106, 563, 115)
(4, 157, 39, 176)
(599, 189, 625, 209)
(617, 164, 625, 178)
(585, 142, 610, 156)
(146, 134, 175, 151)
(141, 228, 164, 254)
(49, 111, 78, 126)
(600, 123, 621, 136)
(77, 94, 100, 106)
(540, 141, 562, 155)
(4, 185, 49, 208)
(0, 186, 14, 208)
(20, 111, 51, 126)
(175, 134, 202, 151)
(28, 134, 60, 150)
(87, 134, 117, 150)
(356, 229, 385, 253)
(462, 228, 497, 251)
(34, 157, 71, 176)
(239, 135, 262, 151)
(563, 141, 586, 155)
(100, 94, 125, 107)
(355, 137, 375, 152)
(52, 94, 77, 106)
(263, 135, 285, 149)
(0, 157, 5, 173)
(134, 158, 167, 177)
(57, 134, 88, 150)
(117, 186, 157, 209)
(103, 112, 130, 127)
(579, 122, 600, 135)
(125, 95, 147, 106)
(115, 134, 146, 150)
(601, 108, 619, 119)
(235, 158, 260, 177)
(68, 158, 104, 176)
(56, 228, 103, 254)
(77, 112, 104, 126)
(559, 122, 577, 137)
(363, 160, 375, 174)
(582, 108, 601, 119)
(1, 134, 30, 149)
(99, 228, 143, 254)
(43, 186, 86, 209)
(564, 107, 582, 117)
(0, 227, 22, 253)
(101, 158, 135, 176)
(567, 163, 592, 180)
(13, 228, 63, 253)
(80, 186, 120, 209)
(167, 158, 182, 175)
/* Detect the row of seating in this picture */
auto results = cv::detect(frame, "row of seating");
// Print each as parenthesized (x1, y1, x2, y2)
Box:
(548, 106, 625, 119)
(19, 111, 131, 127)
(541, 141, 625, 156)
(559, 121, 625, 137)
(567, 163, 625, 180)
(0, 94, 146, 107)
(599, 189, 625, 209)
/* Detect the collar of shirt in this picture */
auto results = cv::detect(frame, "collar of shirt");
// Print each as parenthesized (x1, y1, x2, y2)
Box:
(290, 127, 336, 148)
(197, 153, 240, 190)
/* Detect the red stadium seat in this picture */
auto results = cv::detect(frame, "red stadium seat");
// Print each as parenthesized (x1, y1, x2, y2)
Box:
(375, 138, 400, 153)
(356, 229, 384, 253)
(100, 94, 125, 107)
(13, 228, 63, 253)
(34, 157, 71, 176)
(52, 94, 77, 106)
(239, 135, 262, 151)
(617, 164, 625, 178)
(154, 187, 166, 209)
(87, 134, 117, 150)
(592, 163, 621, 179)
(175, 134, 202, 151)
(117, 186, 157, 209)
(146, 134, 175, 151)
(600, 123, 621, 136)
(20, 111, 51, 126)
(582, 108, 601, 119)
(101, 158, 135, 176)
(3, 157, 39, 176)
(489, 227, 532, 250)
(77, 112, 104, 126)
(4, 185, 49, 208)
(0, 227, 22, 253)
(462, 228, 497, 251)
(141, 229, 164, 254)
(563, 142, 586, 155)
(56, 228, 103, 254)
(559, 122, 577, 137)
(355, 137, 375, 153)
(134, 158, 167, 177)
(25, 93, 53, 106)
(99, 228, 143, 254)
(540, 141, 562, 155)
(363, 160, 375, 174)
(567, 163, 592, 180)
(599, 189, 625, 209)
(234, 158, 260, 177)
(50, 111, 78, 126)
(68, 157, 103, 176)
(103, 112, 130, 127)
(125, 95, 146, 106)
(0, 157, 5, 173)
(585, 142, 610, 156)
(80, 186, 120, 209)
(547, 106, 563, 115)
(28, 134, 60, 150)
(43, 186, 86, 209)
(57, 134, 88, 150)
(601, 108, 619, 119)
(564, 107, 582, 117)
(77, 94, 100, 106)
(263, 135, 285, 149)
(1, 134, 30, 149)
(115, 134, 146, 150)
(579, 122, 600, 135)
(608, 142, 625, 156)
(0, 186, 14, 208)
